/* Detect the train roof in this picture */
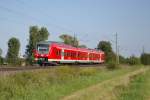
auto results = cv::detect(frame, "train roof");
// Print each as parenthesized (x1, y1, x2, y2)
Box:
(37, 41, 104, 53)
(37, 41, 61, 45)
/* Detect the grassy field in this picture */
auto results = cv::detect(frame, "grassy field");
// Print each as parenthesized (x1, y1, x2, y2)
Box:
(62, 66, 149, 100)
(0, 65, 145, 100)
(115, 67, 150, 100)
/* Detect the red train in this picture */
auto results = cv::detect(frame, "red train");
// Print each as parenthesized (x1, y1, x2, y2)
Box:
(34, 41, 105, 65)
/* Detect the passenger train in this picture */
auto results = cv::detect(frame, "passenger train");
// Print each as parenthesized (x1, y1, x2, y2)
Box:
(33, 41, 105, 65)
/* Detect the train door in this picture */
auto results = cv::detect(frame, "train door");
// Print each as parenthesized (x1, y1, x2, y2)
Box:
(61, 49, 64, 61)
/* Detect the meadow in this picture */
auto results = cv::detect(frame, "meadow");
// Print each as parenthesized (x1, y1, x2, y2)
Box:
(115, 67, 150, 100)
(0, 66, 146, 100)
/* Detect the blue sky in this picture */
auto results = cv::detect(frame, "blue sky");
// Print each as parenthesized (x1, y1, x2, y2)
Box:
(0, 0, 150, 57)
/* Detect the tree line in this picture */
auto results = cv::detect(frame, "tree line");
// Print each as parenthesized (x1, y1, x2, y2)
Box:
(97, 41, 150, 66)
(0, 25, 150, 66)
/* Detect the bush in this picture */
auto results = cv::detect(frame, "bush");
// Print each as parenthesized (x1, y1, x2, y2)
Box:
(127, 56, 141, 65)
(0, 57, 4, 65)
(119, 55, 127, 64)
(140, 53, 150, 65)
(107, 61, 119, 69)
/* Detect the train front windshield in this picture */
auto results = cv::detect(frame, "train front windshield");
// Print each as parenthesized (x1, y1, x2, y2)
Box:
(37, 44, 49, 54)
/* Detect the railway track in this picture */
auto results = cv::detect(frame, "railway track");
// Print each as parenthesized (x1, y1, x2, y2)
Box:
(0, 64, 105, 72)
(0, 66, 52, 72)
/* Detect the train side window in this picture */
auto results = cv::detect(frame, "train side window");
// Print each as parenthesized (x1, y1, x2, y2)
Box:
(78, 53, 80, 57)
(73, 52, 76, 58)
(89, 54, 92, 59)
(74, 52, 76, 58)
(54, 48, 58, 56)
(56, 49, 61, 56)
(72, 52, 75, 58)
(64, 52, 67, 57)
(70, 52, 72, 57)
(67, 52, 71, 57)
(56, 50, 58, 56)
(71, 52, 73, 57)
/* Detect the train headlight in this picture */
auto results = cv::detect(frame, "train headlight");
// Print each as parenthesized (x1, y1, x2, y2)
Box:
(35, 58, 38, 61)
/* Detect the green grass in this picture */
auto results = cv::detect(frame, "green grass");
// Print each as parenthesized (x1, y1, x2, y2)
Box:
(0, 66, 142, 100)
(116, 68, 150, 100)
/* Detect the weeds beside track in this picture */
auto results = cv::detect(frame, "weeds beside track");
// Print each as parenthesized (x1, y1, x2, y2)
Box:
(0, 65, 142, 100)
(0, 64, 104, 73)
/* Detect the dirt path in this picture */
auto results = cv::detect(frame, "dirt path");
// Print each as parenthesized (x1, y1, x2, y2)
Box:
(62, 67, 149, 100)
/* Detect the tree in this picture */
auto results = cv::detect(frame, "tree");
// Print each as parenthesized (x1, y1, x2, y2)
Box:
(0, 48, 2, 57)
(26, 26, 50, 64)
(78, 44, 87, 48)
(0, 48, 3, 65)
(119, 55, 127, 64)
(38, 27, 49, 41)
(97, 41, 114, 62)
(59, 34, 79, 47)
(126, 56, 141, 65)
(97, 41, 112, 53)
(141, 53, 150, 65)
(6, 37, 20, 65)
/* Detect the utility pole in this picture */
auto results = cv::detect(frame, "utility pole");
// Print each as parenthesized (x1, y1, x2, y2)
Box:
(115, 32, 119, 65)
(73, 33, 76, 47)
(142, 46, 145, 54)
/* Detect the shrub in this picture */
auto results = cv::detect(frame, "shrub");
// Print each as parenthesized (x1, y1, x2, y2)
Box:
(0, 57, 4, 65)
(140, 53, 150, 65)
(119, 55, 127, 64)
(127, 56, 141, 65)
(107, 61, 119, 69)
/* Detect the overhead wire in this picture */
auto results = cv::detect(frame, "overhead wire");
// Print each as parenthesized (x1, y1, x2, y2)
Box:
(0, 0, 94, 47)
(14, 0, 75, 34)
(0, 5, 44, 24)
(14, 0, 93, 40)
